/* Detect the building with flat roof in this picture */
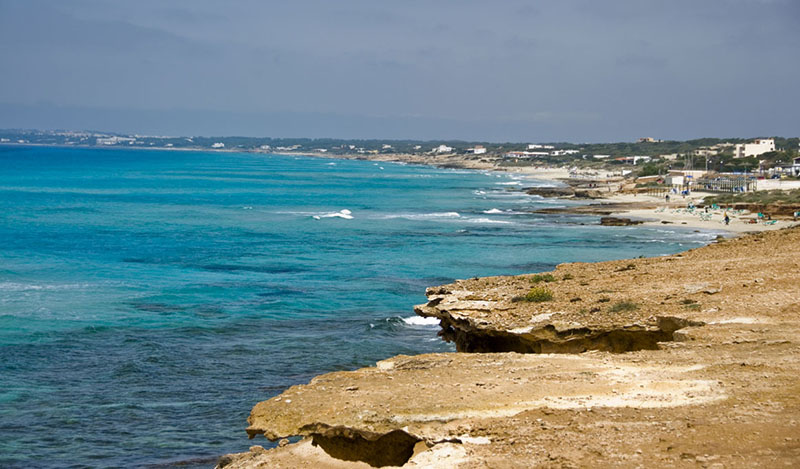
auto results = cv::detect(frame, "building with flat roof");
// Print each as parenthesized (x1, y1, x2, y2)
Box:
(433, 144, 453, 154)
(733, 138, 775, 158)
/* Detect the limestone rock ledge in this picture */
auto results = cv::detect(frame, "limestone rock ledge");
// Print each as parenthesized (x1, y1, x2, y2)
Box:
(221, 228, 800, 468)
(232, 352, 724, 468)
(414, 229, 800, 354)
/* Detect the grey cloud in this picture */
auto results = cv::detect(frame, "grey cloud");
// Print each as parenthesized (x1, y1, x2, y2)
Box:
(0, 0, 797, 141)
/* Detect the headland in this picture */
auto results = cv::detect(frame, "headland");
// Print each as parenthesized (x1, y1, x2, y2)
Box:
(220, 225, 800, 468)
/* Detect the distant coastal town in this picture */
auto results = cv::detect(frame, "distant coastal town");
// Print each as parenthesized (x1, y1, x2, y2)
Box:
(2, 129, 799, 179)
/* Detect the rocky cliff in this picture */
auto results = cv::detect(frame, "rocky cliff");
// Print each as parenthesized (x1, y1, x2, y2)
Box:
(219, 227, 800, 468)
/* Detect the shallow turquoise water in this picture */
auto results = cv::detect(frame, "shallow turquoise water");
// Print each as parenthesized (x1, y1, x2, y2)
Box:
(0, 146, 720, 467)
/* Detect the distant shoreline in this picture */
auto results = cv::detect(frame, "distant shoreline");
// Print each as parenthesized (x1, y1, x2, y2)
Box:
(7, 142, 795, 236)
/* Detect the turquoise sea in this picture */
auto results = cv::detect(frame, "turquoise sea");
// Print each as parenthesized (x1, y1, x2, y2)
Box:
(0, 146, 720, 467)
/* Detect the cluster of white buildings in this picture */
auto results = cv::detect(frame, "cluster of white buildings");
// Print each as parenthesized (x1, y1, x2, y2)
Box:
(275, 144, 302, 151)
(96, 136, 136, 145)
(506, 151, 550, 158)
(506, 146, 580, 158)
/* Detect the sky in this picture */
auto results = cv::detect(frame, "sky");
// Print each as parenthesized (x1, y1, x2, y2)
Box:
(0, 0, 798, 142)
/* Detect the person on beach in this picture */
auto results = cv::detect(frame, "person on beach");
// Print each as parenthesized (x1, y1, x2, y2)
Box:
(724, 212, 730, 225)
(665, 194, 670, 203)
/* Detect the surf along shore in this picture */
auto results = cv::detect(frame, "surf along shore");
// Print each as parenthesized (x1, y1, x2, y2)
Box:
(215, 153, 800, 468)
(283, 149, 799, 235)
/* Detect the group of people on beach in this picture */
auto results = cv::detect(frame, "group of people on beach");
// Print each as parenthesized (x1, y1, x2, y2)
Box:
(665, 193, 729, 225)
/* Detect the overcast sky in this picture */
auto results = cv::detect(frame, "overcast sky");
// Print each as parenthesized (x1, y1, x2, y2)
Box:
(0, 0, 798, 141)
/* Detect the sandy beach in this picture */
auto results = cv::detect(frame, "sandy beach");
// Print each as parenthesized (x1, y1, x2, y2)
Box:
(302, 151, 800, 235)
(596, 192, 800, 234)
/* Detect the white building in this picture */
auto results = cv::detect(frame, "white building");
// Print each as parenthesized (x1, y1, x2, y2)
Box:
(733, 138, 775, 158)
(528, 144, 555, 150)
(211, 142, 225, 148)
(793, 156, 800, 177)
(550, 149, 580, 156)
(694, 147, 719, 157)
(433, 144, 454, 154)
(592, 154, 611, 159)
(467, 145, 487, 155)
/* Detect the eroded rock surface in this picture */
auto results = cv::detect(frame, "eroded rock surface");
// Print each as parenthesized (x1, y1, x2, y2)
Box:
(415, 229, 800, 355)
(222, 228, 800, 468)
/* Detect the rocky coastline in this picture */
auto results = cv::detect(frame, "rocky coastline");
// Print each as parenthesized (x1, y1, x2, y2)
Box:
(219, 226, 800, 468)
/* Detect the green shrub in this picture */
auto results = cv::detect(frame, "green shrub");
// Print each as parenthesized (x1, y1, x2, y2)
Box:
(530, 274, 556, 284)
(608, 300, 639, 313)
(562, 273, 574, 280)
(523, 286, 554, 303)
(706, 188, 800, 205)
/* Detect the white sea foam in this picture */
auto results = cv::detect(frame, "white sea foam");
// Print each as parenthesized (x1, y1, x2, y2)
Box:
(483, 208, 504, 214)
(313, 209, 354, 220)
(464, 217, 512, 224)
(496, 181, 523, 186)
(0, 282, 93, 292)
(382, 212, 461, 220)
(401, 316, 440, 326)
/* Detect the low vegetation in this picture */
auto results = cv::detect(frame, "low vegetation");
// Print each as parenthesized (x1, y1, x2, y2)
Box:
(705, 189, 800, 206)
(608, 301, 639, 313)
(530, 274, 556, 283)
(513, 286, 554, 303)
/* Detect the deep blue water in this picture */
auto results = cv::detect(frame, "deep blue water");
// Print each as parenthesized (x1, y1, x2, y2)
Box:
(0, 146, 720, 468)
